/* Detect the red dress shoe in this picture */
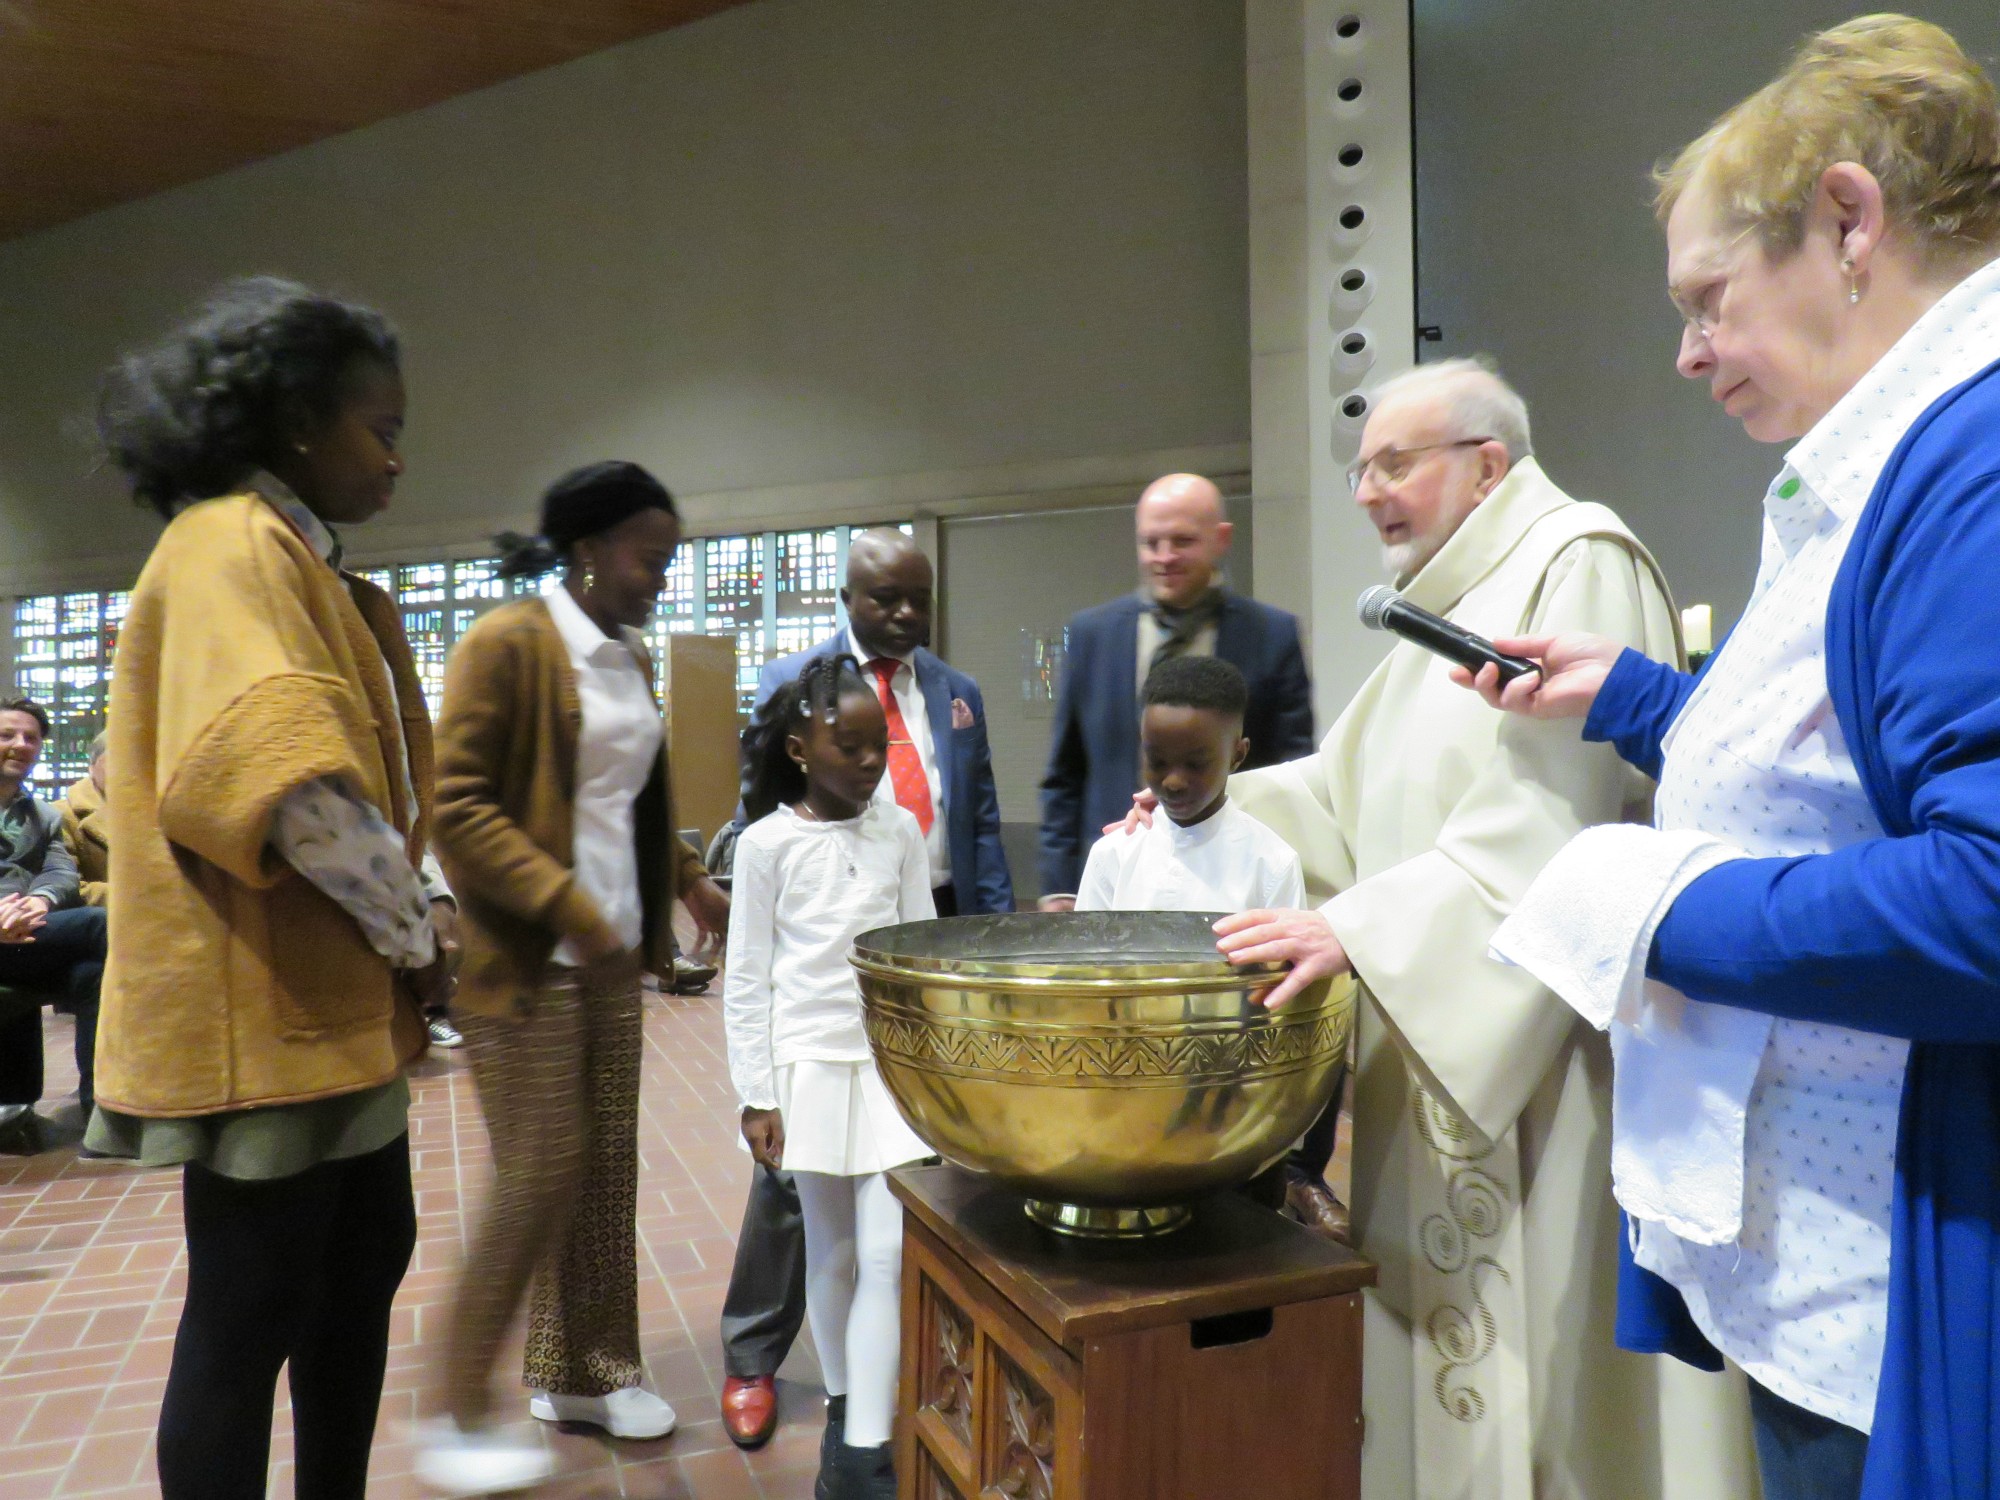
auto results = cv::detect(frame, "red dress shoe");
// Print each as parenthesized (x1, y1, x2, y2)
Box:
(722, 1374, 779, 1450)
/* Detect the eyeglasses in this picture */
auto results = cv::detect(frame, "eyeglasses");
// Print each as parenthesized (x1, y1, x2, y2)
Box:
(1669, 224, 1757, 341)
(1345, 438, 1494, 495)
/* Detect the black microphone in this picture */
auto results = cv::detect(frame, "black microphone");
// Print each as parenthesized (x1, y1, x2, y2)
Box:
(1356, 585, 1539, 685)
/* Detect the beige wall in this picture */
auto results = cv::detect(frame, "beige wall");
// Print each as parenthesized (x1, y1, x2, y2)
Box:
(1411, 0, 1997, 628)
(0, 0, 1251, 595)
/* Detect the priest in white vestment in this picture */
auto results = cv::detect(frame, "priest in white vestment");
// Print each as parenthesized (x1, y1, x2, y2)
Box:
(1218, 362, 1758, 1500)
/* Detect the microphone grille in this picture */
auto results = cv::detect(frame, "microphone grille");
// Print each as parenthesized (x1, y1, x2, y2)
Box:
(1356, 585, 1398, 630)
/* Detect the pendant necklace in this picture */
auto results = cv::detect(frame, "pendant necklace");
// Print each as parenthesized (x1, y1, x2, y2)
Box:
(798, 802, 859, 879)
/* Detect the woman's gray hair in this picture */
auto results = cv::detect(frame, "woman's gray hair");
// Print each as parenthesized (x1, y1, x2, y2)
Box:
(89, 731, 108, 761)
(1368, 357, 1533, 464)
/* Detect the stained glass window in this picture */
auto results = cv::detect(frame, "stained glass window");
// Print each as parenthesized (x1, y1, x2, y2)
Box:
(5, 524, 905, 782)
(10, 590, 130, 793)
(702, 535, 766, 712)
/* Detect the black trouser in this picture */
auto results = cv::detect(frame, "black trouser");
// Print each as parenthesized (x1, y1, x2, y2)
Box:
(1284, 1055, 1347, 1187)
(721, 1162, 809, 1380)
(1747, 1379, 1869, 1500)
(0, 905, 105, 1110)
(157, 1134, 417, 1500)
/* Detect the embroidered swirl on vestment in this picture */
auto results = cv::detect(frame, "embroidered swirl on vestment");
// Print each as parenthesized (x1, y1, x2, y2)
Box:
(1410, 1084, 1515, 1422)
(1428, 1256, 1511, 1423)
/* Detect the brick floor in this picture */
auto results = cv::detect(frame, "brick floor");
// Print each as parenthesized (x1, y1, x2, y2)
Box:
(0, 988, 827, 1500)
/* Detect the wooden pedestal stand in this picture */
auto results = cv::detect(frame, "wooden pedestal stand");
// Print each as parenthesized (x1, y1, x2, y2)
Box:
(890, 1164, 1376, 1500)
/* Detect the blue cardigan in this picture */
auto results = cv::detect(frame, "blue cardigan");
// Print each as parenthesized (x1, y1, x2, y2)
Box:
(1585, 358, 2000, 1497)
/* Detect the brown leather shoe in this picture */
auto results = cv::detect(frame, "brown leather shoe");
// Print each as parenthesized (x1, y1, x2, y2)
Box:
(1284, 1177, 1351, 1244)
(722, 1374, 779, 1450)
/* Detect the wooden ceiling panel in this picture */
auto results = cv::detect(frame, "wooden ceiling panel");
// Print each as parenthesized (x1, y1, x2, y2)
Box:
(0, 0, 759, 241)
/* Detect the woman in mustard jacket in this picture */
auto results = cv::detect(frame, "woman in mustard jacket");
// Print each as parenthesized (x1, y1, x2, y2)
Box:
(91, 278, 453, 1500)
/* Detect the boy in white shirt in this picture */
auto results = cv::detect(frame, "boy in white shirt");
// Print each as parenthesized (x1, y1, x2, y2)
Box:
(1076, 655, 1304, 914)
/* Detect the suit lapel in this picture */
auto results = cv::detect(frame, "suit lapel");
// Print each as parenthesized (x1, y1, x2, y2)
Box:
(914, 650, 956, 812)
(1214, 591, 1253, 668)
(1108, 598, 1141, 708)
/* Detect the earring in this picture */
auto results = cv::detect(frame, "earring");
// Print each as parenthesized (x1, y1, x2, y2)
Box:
(1842, 257, 1860, 305)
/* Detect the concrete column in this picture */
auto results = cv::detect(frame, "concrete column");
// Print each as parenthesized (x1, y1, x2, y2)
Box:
(1248, 0, 1416, 727)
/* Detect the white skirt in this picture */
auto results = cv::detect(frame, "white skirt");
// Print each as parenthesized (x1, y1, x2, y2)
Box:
(774, 1058, 932, 1177)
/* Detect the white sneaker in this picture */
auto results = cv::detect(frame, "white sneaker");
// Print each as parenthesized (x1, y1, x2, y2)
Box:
(413, 1418, 557, 1495)
(529, 1386, 677, 1440)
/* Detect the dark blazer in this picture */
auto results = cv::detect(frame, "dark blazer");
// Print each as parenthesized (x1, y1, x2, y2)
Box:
(1038, 591, 1314, 895)
(745, 633, 1014, 916)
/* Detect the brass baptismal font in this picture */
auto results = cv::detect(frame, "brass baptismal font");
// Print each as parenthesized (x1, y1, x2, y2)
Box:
(855, 912, 1372, 1499)
(853, 910, 1354, 1236)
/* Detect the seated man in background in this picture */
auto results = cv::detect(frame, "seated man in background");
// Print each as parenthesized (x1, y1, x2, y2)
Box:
(59, 731, 109, 908)
(0, 697, 107, 1147)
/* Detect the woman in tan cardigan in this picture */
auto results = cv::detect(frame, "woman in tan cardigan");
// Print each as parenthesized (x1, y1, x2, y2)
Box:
(421, 462, 728, 1492)
(90, 278, 454, 1500)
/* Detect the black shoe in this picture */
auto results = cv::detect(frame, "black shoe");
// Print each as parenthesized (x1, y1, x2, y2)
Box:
(0, 1108, 67, 1156)
(669, 955, 718, 995)
(829, 1440, 895, 1500)
(426, 1014, 464, 1049)
(814, 1397, 847, 1500)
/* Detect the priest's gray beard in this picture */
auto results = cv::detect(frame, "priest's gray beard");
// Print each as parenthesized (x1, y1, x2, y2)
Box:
(1381, 496, 1482, 581)
(1382, 538, 1438, 581)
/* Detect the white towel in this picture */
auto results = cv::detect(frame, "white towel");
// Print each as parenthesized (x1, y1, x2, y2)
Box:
(1491, 824, 1770, 1245)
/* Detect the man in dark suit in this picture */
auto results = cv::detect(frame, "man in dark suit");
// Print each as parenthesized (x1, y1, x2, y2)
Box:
(718, 528, 1012, 1450)
(1037, 473, 1315, 904)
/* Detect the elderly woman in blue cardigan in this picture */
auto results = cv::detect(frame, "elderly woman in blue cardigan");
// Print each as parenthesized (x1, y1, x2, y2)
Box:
(1461, 17, 2000, 1500)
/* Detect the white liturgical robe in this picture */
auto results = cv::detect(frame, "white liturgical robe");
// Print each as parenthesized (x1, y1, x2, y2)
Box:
(1074, 800, 1305, 914)
(1232, 458, 1758, 1500)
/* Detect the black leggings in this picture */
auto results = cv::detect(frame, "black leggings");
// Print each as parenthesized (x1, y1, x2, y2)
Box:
(157, 1134, 417, 1500)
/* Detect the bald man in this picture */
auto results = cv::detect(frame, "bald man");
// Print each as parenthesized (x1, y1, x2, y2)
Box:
(717, 528, 1012, 1451)
(1037, 473, 1314, 903)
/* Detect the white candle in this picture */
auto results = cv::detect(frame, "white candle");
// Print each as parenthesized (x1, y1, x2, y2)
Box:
(1681, 603, 1713, 656)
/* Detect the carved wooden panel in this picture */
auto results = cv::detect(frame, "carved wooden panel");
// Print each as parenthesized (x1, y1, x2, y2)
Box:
(984, 1349, 1056, 1500)
(923, 1277, 976, 1449)
(921, 1450, 970, 1500)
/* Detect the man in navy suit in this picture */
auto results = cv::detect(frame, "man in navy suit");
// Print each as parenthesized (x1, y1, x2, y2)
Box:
(719, 528, 1012, 1450)
(1037, 473, 1315, 904)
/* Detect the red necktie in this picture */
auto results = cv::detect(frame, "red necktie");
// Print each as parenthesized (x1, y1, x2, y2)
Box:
(867, 657, 934, 835)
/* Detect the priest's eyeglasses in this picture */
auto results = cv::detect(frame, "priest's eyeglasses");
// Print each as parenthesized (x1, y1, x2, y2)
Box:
(1345, 438, 1494, 495)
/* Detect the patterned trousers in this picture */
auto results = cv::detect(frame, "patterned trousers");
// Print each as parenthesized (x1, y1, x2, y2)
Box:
(444, 967, 644, 1422)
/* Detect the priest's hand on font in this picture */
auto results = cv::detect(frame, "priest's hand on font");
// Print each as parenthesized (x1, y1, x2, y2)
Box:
(1450, 631, 1622, 719)
(1213, 908, 1351, 1010)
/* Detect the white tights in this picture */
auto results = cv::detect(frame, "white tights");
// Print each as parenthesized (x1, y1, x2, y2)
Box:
(794, 1170, 903, 1450)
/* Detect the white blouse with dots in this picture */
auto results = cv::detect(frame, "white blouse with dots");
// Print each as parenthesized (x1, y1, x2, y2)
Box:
(1633, 255, 2000, 1431)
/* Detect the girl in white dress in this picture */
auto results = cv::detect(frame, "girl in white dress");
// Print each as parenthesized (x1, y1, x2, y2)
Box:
(724, 653, 934, 1500)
